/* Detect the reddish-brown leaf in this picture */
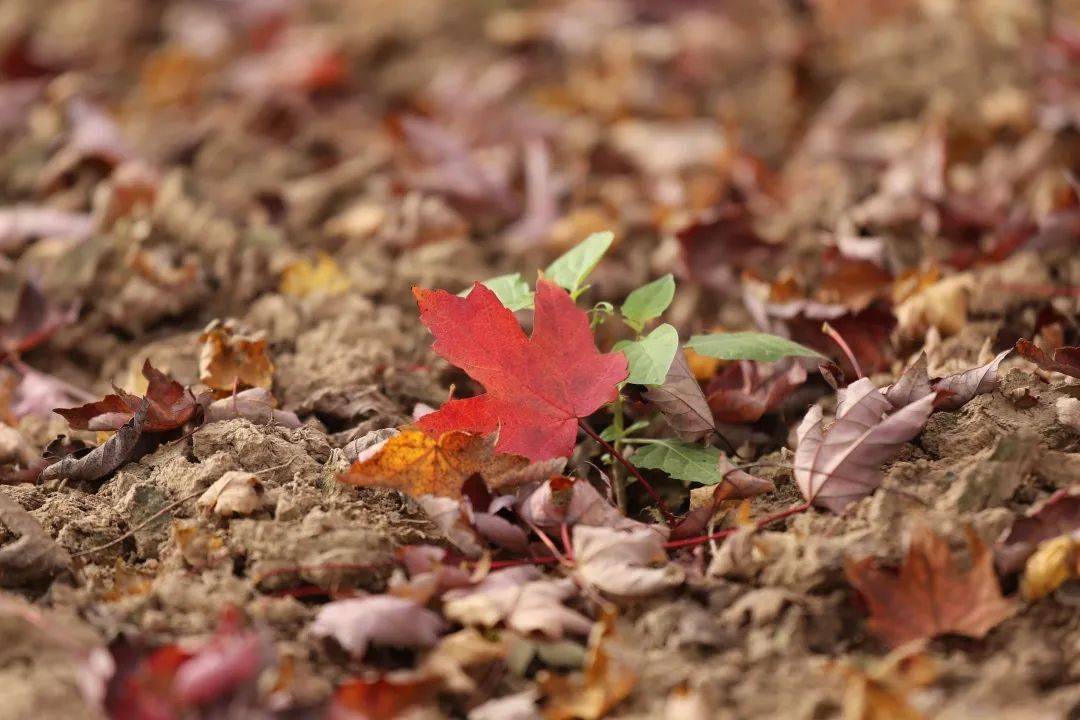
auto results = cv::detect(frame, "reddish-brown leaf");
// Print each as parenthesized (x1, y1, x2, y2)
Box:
(845, 526, 1016, 648)
(1015, 339, 1080, 379)
(413, 280, 628, 461)
(705, 360, 806, 424)
(55, 360, 196, 433)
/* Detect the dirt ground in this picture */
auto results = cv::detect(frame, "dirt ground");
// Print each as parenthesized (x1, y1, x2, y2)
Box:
(1, 1, 1079, 718)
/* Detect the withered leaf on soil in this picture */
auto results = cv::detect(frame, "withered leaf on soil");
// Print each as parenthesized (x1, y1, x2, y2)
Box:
(845, 526, 1016, 647)
(1019, 535, 1078, 601)
(40, 398, 148, 483)
(516, 475, 645, 531)
(1014, 339, 1080, 379)
(573, 525, 684, 599)
(330, 675, 440, 720)
(442, 567, 593, 639)
(311, 595, 446, 658)
(795, 378, 935, 513)
(538, 612, 636, 720)
(202, 387, 301, 428)
(0, 282, 77, 358)
(705, 360, 807, 423)
(996, 487, 1080, 573)
(885, 349, 1011, 411)
(55, 360, 196, 432)
(339, 428, 529, 499)
(414, 280, 628, 461)
(643, 350, 716, 441)
(199, 319, 275, 392)
(0, 488, 71, 585)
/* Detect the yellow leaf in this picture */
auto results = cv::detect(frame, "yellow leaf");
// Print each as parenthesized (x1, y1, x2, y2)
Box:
(280, 252, 350, 298)
(1020, 535, 1078, 601)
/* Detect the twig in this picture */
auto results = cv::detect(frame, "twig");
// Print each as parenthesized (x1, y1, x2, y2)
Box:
(579, 420, 676, 525)
(72, 487, 204, 558)
(821, 322, 863, 379)
(663, 501, 810, 550)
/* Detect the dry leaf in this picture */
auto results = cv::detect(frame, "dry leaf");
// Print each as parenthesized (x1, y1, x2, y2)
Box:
(418, 628, 508, 693)
(198, 319, 274, 392)
(1014, 339, 1080, 379)
(1020, 535, 1078, 601)
(0, 488, 71, 585)
(197, 471, 267, 518)
(339, 429, 528, 499)
(573, 525, 684, 599)
(845, 526, 1016, 647)
(997, 487, 1080, 573)
(56, 360, 196, 432)
(643, 351, 716, 441)
(538, 612, 636, 720)
(279, 252, 351, 298)
(795, 379, 935, 513)
(40, 399, 149, 484)
(835, 642, 937, 720)
(203, 387, 301, 428)
(895, 274, 971, 337)
(311, 595, 447, 658)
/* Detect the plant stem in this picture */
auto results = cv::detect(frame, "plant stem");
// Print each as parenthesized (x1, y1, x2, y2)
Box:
(610, 396, 628, 514)
(663, 501, 810, 550)
(579, 419, 676, 526)
(821, 322, 863, 379)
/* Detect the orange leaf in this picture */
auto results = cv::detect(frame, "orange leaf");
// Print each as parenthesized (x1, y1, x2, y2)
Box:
(198, 319, 274, 392)
(538, 611, 636, 720)
(338, 429, 528, 498)
(845, 526, 1016, 648)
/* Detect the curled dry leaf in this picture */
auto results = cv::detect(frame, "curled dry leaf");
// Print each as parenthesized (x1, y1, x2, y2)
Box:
(795, 378, 935, 513)
(311, 595, 447, 658)
(203, 387, 301, 428)
(516, 476, 644, 531)
(996, 488, 1080, 573)
(40, 398, 149, 483)
(885, 350, 1011, 411)
(442, 567, 593, 639)
(414, 280, 628, 461)
(845, 526, 1016, 647)
(197, 471, 267, 518)
(0, 488, 71, 585)
(56, 360, 196, 432)
(198, 319, 275, 392)
(339, 429, 528, 499)
(573, 525, 684, 599)
(642, 350, 716, 441)
(1014, 339, 1080, 379)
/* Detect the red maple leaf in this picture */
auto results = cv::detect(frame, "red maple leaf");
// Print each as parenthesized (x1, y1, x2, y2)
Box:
(413, 279, 628, 461)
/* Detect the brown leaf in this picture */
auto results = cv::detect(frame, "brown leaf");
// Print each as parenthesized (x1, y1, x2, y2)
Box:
(55, 360, 196, 432)
(40, 398, 149, 483)
(1014, 339, 1080, 379)
(845, 526, 1016, 647)
(834, 642, 937, 720)
(339, 429, 528, 499)
(885, 350, 1011, 412)
(643, 350, 716, 441)
(996, 487, 1080, 573)
(0, 206, 95, 252)
(0, 282, 77, 359)
(705, 360, 807, 423)
(198, 319, 275, 392)
(884, 354, 933, 409)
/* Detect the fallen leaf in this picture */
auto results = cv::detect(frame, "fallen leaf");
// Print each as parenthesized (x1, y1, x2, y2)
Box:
(330, 675, 439, 720)
(198, 319, 274, 392)
(0, 206, 95, 252)
(39, 98, 136, 192)
(642, 350, 716, 441)
(469, 689, 541, 720)
(676, 204, 780, 292)
(443, 567, 593, 639)
(996, 488, 1080, 573)
(40, 399, 149, 484)
(1014, 339, 1080, 379)
(0, 487, 71, 585)
(311, 595, 447, 658)
(197, 471, 267, 518)
(56, 360, 196, 432)
(705, 360, 807, 423)
(339, 429, 528, 499)
(573, 525, 684, 598)
(418, 627, 508, 693)
(883, 354, 933, 409)
(1020, 535, 1079, 601)
(538, 612, 636, 720)
(795, 379, 935, 513)
(0, 282, 78, 358)
(202, 387, 301, 428)
(516, 476, 643, 531)
(414, 280, 628, 460)
(845, 526, 1016, 647)
(884, 350, 1011, 411)
(280, 252, 351, 298)
(834, 642, 937, 720)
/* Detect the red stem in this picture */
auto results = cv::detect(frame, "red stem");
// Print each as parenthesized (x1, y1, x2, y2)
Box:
(821, 322, 863, 379)
(579, 420, 676, 526)
(663, 501, 811, 550)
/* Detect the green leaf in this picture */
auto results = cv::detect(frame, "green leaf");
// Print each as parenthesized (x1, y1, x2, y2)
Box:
(685, 332, 825, 362)
(544, 231, 613, 296)
(461, 273, 534, 311)
(620, 274, 675, 331)
(614, 323, 679, 386)
(599, 419, 650, 442)
(631, 439, 722, 485)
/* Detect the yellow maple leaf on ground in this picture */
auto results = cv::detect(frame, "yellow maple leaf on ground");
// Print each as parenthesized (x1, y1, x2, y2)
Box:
(338, 428, 528, 498)
(280, 252, 351, 298)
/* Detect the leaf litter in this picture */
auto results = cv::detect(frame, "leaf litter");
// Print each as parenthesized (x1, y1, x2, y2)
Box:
(0, 2, 1078, 719)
